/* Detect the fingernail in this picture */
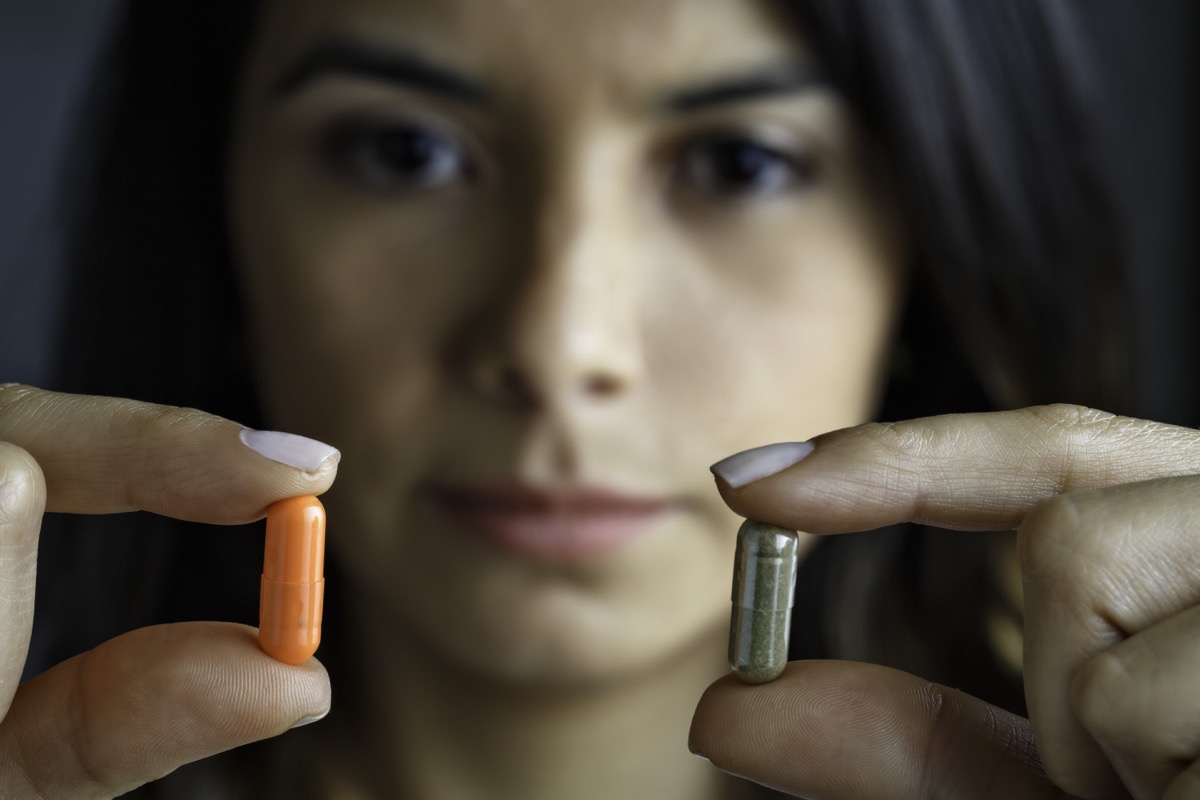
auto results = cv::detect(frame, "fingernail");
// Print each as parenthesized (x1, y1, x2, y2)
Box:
(710, 441, 814, 489)
(290, 708, 330, 729)
(689, 746, 710, 762)
(240, 429, 340, 473)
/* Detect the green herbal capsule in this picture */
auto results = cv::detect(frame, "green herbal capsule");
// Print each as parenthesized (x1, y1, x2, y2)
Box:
(728, 520, 799, 684)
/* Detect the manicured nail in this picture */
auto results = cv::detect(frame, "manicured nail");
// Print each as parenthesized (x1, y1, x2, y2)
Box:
(710, 441, 814, 489)
(290, 708, 330, 730)
(240, 429, 340, 473)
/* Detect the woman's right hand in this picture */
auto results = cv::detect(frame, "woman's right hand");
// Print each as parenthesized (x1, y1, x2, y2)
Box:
(0, 384, 338, 798)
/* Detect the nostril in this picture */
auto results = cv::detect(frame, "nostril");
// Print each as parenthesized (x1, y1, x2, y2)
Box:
(461, 357, 537, 409)
(460, 350, 629, 406)
(582, 373, 623, 398)
(497, 366, 531, 400)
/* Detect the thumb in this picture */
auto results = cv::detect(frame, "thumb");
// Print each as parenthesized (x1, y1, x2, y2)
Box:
(1, 623, 329, 798)
(690, 661, 1075, 799)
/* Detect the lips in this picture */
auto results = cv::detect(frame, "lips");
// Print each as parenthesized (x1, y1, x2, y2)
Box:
(426, 482, 677, 562)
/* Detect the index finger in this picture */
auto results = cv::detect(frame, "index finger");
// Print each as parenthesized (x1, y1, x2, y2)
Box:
(0, 384, 339, 523)
(710, 404, 1200, 533)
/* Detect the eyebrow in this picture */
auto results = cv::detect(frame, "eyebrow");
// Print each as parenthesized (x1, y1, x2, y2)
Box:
(660, 66, 828, 113)
(273, 37, 489, 104)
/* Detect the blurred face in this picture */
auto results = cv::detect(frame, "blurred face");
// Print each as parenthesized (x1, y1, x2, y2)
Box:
(230, 0, 906, 684)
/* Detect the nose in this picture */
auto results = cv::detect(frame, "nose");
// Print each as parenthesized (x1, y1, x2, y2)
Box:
(456, 165, 645, 411)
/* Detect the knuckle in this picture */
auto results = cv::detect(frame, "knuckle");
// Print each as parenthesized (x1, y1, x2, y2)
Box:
(0, 384, 37, 414)
(1024, 403, 1117, 435)
(869, 419, 910, 448)
(869, 418, 939, 459)
(1022, 405, 1128, 490)
(862, 420, 937, 502)
(121, 403, 226, 480)
(121, 399, 210, 440)
(847, 420, 907, 472)
(1068, 648, 1137, 744)
(0, 443, 46, 528)
(92, 399, 237, 518)
(0, 385, 42, 435)
(1017, 486, 1133, 590)
(1017, 492, 1091, 584)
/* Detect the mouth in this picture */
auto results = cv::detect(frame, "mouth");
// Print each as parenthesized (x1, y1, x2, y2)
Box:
(425, 482, 680, 563)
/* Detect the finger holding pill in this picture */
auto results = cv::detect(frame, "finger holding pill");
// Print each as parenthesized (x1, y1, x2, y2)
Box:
(728, 520, 799, 684)
(259, 495, 326, 665)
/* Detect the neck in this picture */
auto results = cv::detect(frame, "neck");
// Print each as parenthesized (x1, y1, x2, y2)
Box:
(332, 608, 748, 800)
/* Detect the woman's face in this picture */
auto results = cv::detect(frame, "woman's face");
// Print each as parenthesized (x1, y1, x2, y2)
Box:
(230, 0, 906, 684)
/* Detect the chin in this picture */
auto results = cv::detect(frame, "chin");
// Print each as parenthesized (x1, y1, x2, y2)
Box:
(403, 582, 720, 690)
(340, 496, 734, 687)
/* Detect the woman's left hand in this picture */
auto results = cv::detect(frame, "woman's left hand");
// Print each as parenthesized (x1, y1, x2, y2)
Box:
(691, 404, 1200, 800)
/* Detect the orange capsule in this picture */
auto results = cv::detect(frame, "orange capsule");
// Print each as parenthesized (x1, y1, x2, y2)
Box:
(259, 495, 326, 665)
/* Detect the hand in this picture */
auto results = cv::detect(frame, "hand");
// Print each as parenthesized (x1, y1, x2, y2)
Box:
(0, 384, 337, 798)
(692, 404, 1200, 799)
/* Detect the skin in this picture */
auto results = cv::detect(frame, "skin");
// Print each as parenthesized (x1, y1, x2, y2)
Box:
(694, 406, 1200, 799)
(228, 0, 903, 796)
(229, 0, 904, 688)
(0, 3, 1195, 800)
(0, 384, 336, 797)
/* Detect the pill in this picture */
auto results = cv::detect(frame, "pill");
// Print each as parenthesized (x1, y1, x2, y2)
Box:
(728, 519, 799, 684)
(259, 495, 326, 665)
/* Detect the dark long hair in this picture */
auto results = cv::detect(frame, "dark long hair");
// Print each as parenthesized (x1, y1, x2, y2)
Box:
(39, 0, 1136, 791)
(785, 0, 1133, 716)
(32, 3, 268, 670)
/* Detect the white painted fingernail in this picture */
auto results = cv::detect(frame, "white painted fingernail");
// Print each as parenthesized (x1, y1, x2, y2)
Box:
(290, 708, 330, 729)
(240, 429, 340, 473)
(710, 441, 814, 489)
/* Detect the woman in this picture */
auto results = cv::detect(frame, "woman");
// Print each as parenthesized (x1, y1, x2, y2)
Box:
(2, 0, 1194, 797)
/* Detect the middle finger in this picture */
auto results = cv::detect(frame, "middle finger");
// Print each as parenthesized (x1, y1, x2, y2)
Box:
(1069, 603, 1200, 800)
(1021, 474, 1200, 799)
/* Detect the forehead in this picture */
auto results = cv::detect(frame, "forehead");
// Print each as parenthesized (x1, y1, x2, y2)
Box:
(247, 0, 811, 106)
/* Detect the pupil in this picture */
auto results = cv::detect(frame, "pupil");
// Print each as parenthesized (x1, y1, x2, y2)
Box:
(712, 140, 771, 185)
(377, 128, 438, 170)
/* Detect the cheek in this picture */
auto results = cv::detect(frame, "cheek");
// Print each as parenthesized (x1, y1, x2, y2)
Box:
(643, 217, 903, 459)
(231, 152, 501, 427)
(230, 164, 492, 555)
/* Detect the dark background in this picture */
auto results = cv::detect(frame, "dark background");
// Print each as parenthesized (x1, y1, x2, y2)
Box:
(1, 0, 1196, 420)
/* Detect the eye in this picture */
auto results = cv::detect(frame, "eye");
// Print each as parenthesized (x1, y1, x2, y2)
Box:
(321, 118, 472, 193)
(676, 133, 819, 200)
